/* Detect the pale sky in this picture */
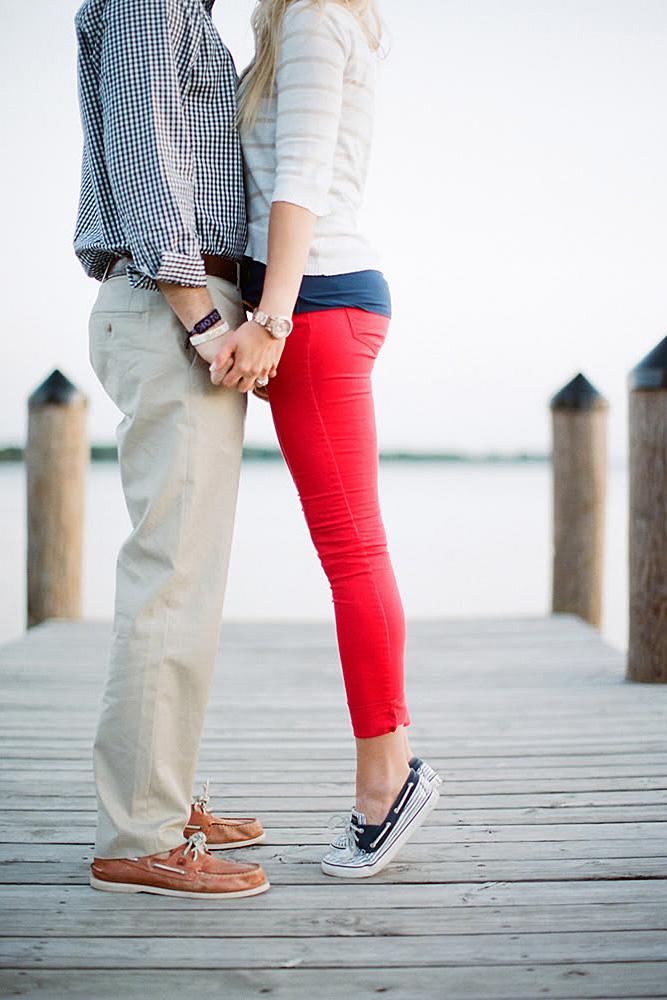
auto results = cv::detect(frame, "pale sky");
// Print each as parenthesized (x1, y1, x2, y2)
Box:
(2, 0, 665, 455)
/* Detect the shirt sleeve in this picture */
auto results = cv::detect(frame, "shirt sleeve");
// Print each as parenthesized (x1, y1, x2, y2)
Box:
(271, 3, 349, 217)
(100, 0, 206, 286)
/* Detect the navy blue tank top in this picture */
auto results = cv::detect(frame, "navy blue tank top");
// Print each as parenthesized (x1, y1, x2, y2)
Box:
(241, 258, 392, 318)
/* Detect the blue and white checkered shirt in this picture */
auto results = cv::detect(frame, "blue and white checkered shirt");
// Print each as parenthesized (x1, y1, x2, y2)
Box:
(74, 0, 246, 289)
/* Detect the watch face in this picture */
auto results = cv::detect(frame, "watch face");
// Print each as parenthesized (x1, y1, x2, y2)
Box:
(272, 317, 292, 338)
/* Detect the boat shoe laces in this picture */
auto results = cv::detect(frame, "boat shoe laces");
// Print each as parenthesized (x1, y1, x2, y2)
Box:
(148, 831, 209, 876)
(327, 811, 381, 853)
(192, 780, 211, 815)
(182, 831, 208, 861)
(328, 813, 364, 851)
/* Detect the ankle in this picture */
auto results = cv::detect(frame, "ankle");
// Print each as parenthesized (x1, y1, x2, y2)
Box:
(356, 762, 411, 825)
(357, 758, 410, 794)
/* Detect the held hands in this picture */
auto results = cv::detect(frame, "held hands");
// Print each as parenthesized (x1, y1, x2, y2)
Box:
(191, 325, 231, 367)
(208, 320, 284, 393)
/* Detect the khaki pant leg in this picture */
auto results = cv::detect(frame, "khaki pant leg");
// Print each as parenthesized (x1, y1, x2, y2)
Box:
(89, 276, 246, 859)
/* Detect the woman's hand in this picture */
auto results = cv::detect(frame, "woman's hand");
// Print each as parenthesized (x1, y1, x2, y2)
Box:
(209, 320, 284, 392)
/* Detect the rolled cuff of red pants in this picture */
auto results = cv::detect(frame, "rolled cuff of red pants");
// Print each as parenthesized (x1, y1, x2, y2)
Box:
(349, 700, 411, 739)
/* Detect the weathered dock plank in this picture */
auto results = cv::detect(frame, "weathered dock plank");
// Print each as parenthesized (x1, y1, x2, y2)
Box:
(1, 903, 665, 939)
(3, 930, 667, 968)
(2, 964, 667, 1000)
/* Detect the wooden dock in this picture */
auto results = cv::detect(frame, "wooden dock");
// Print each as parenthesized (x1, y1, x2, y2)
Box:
(0, 615, 666, 999)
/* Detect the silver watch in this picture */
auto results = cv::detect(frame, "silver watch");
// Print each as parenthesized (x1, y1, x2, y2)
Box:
(252, 308, 293, 340)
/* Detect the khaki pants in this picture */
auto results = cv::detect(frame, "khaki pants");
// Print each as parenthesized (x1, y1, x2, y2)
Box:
(89, 275, 246, 859)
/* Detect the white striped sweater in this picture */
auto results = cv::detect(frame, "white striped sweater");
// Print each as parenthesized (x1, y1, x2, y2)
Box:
(240, 0, 381, 276)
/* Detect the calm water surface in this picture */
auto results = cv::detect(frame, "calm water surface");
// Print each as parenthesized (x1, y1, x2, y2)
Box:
(0, 461, 628, 651)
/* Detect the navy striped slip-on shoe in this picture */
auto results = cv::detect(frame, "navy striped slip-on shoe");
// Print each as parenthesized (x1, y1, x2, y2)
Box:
(328, 756, 442, 851)
(321, 768, 439, 879)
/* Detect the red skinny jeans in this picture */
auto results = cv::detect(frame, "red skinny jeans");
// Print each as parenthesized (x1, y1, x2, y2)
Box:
(267, 307, 411, 738)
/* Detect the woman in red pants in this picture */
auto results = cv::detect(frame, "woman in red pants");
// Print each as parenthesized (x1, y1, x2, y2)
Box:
(211, 0, 441, 877)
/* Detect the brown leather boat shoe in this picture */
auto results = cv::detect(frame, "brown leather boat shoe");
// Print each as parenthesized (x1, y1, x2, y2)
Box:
(184, 781, 265, 850)
(90, 832, 270, 899)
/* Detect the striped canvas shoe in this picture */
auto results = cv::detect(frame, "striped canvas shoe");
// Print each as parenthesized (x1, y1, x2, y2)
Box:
(321, 768, 439, 879)
(329, 757, 441, 851)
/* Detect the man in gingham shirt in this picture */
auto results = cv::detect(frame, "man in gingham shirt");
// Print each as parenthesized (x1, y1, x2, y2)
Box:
(75, 0, 276, 898)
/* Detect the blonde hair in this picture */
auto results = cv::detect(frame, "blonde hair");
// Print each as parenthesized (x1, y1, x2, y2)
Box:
(238, 0, 382, 129)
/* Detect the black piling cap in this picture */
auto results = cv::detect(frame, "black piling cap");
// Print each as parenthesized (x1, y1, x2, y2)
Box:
(629, 335, 667, 391)
(28, 370, 85, 408)
(550, 373, 607, 411)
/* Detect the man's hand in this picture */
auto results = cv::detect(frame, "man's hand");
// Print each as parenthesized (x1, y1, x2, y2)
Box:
(191, 326, 234, 367)
(210, 321, 285, 392)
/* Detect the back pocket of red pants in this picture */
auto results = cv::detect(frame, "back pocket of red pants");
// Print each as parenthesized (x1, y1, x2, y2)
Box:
(346, 311, 389, 357)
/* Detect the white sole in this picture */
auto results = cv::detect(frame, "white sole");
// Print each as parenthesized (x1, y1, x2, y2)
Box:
(321, 783, 440, 879)
(89, 874, 271, 899)
(206, 833, 266, 850)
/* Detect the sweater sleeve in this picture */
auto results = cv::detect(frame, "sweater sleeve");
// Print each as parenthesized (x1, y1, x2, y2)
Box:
(271, 2, 349, 217)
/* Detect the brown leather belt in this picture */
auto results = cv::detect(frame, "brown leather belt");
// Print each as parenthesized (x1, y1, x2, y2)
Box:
(202, 254, 240, 285)
(105, 254, 240, 286)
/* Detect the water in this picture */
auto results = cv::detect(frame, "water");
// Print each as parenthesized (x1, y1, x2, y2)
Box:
(0, 460, 628, 651)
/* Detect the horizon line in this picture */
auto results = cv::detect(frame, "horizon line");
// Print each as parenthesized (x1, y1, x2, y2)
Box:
(0, 443, 552, 464)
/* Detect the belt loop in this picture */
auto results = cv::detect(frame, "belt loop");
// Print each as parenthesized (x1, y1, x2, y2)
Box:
(101, 257, 114, 283)
(102, 255, 130, 282)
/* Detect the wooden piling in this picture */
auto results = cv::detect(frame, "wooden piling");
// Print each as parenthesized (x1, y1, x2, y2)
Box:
(26, 370, 88, 628)
(550, 374, 608, 628)
(627, 336, 667, 682)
